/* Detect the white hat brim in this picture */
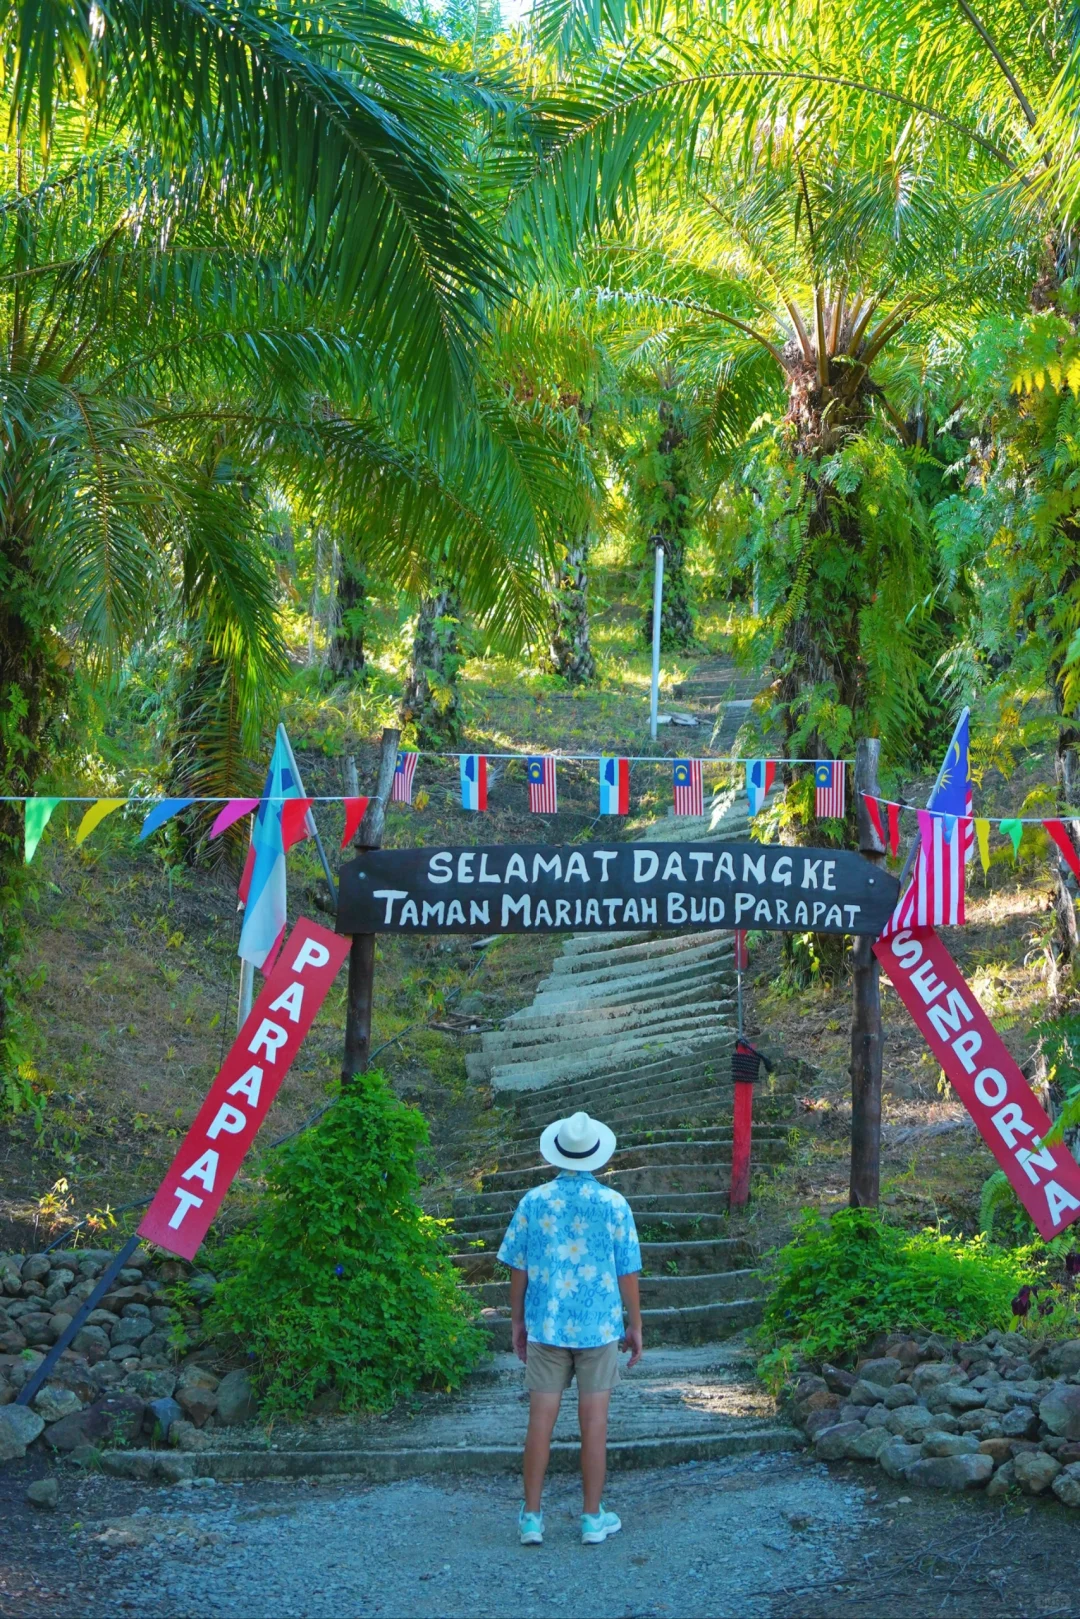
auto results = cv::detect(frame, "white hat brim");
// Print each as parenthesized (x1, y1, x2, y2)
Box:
(539, 1116, 616, 1172)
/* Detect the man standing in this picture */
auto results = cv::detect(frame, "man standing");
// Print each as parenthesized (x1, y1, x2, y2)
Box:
(497, 1110, 643, 1547)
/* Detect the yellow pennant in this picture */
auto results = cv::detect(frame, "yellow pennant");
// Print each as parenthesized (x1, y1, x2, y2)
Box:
(75, 798, 125, 846)
(975, 818, 991, 874)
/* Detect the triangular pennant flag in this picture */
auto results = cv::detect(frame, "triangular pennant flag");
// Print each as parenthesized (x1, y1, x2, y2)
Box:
(1000, 818, 1024, 861)
(75, 798, 125, 846)
(942, 813, 957, 844)
(975, 818, 991, 874)
(209, 798, 260, 840)
(280, 797, 313, 852)
(863, 794, 885, 847)
(917, 808, 934, 856)
(341, 796, 370, 850)
(24, 797, 61, 864)
(886, 802, 901, 859)
(139, 798, 194, 841)
(1044, 819, 1080, 880)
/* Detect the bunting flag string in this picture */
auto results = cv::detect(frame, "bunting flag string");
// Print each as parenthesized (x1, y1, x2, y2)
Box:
(1045, 819, 1080, 880)
(139, 798, 194, 841)
(75, 799, 124, 846)
(24, 798, 60, 864)
(340, 796, 370, 849)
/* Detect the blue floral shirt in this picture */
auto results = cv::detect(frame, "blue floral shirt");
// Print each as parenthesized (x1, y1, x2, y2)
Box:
(497, 1171, 642, 1348)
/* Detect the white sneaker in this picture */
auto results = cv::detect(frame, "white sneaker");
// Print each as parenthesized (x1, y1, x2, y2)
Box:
(581, 1504, 621, 1544)
(519, 1505, 544, 1545)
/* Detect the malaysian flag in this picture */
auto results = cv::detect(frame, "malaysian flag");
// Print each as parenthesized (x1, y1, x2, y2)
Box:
(391, 750, 418, 804)
(599, 756, 629, 815)
(673, 758, 703, 816)
(882, 709, 973, 935)
(746, 759, 776, 815)
(460, 754, 487, 811)
(814, 761, 846, 819)
(527, 755, 557, 814)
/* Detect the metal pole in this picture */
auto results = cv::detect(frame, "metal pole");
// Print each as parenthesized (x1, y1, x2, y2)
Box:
(236, 957, 255, 1033)
(16, 1234, 141, 1407)
(649, 542, 664, 741)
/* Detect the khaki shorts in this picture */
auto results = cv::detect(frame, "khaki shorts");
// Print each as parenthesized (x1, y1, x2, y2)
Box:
(525, 1339, 620, 1395)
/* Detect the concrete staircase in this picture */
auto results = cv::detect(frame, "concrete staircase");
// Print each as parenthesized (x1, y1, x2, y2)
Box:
(452, 765, 796, 1357)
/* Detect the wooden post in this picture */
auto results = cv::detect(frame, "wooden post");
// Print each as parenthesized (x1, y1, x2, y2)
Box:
(341, 727, 399, 1085)
(850, 737, 885, 1208)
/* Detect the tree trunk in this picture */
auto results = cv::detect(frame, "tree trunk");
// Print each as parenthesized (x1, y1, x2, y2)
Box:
(399, 589, 465, 748)
(328, 552, 367, 681)
(642, 403, 695, 651)
(545, 533, 595, 685)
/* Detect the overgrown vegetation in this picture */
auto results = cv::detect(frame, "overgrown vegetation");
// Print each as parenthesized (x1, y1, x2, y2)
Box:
(206, 1072, 484, 1414)
(760, 1208, 1033, 1364)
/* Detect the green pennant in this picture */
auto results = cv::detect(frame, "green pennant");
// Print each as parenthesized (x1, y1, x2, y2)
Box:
(999, 818, 1024, 861)
(24, 798, 61, 864)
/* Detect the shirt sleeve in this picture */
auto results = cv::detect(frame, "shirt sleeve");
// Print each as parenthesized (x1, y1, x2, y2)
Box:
(613, 1201, 642, 1276)
(496, 1199, 529, 1270)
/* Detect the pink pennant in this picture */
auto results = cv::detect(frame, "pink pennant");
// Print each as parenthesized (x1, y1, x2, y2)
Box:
(280, 798, 313, 852)
(341, 796, 370, 850)
(210, 798, 260, 840)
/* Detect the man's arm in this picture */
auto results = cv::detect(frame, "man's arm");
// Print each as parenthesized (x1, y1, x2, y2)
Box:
(509, 1266, 528, 1364)
(618, 1273, 643, 1367)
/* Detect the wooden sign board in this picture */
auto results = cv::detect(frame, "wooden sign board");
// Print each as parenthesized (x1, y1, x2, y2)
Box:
(337, 842, 899, 937)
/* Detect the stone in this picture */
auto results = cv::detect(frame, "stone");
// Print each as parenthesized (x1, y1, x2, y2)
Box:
(170, 1419, 212, 1453)
(112, 1316, 153, 1347)
(139, 1334, 170, 1360)
(879, 1439, 922, 1480)
(100, 1286, 152, 1312)
(0, 1375, 12, 1406)
(47, 1313, 73, 1340)
(862, 1404, 891, 1429)
(6, 1353, 44, 1391)
(215, 1370, 258, 1427)
(175, 1385, 217, 1427)
(21, 1312, 57, 1346)
(117, 1268, 144, 1285)
(32, 1385, 83, 1424)
(838, 1402, 873, 1423)
(26, 1477, 58, 1509)
(921, 1432, 980, 1457)
(1052, 1462, 1080, 1506)
(77, 1259, 104, 1279)
(0, 1405, 46, 1461)
(987, 1461, 1015, 1499)
(886, 1406, 937, 1441)
(1013, 1450, 1062, 1494)
(850, 1379, 891, 1407)
(805, 1407, 843, 1439)
(123, 1369, 177, 1400)
(177, 1364, 219, 1392)
(1048, 1340, 1080, 1378)
(1042, 1435, 1067, 1454)
(121, 1302, 150, 1319)
(0, 1330, 27, 1355)
(978, 1438, 1014, 1465)
(149, 1306, 174, 1328)
(911, 1362, 959, 1397)
(145, 1396, 183, 1439)
(927, 1384, 986, 1413)
(1056, 1441, 1080, 1465)
(956, 1410, 988, 1433)
(21, 1255, 50, 1282)
(844, 1425, 889, 1461)
(885, 1338, 922, 1368)
(906, 1453, 994, 1490)
(976, 1418, 1004, 1441)
(814, 1421, 865, 1461)
(884, 1384, 918, 1409)
(794, 1374, 829, 1404)
(72, 1327, 110, 1358)
(85, 1309, 118, 1328)
(856, 1356, 903, 1388)
(822, 1364, 857, 1397)
(43, 1394, 145, 1453)
(1040, 1384, 1080, 1439)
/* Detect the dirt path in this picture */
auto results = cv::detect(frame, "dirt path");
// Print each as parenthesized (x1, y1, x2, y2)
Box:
(3, 1449, 1073, 1619)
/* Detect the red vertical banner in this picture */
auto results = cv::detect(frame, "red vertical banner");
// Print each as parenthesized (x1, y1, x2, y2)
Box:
(139, 918, 350, 1260)
(730, 1080, 754, 1208)
(875, 926, 1080, 1241)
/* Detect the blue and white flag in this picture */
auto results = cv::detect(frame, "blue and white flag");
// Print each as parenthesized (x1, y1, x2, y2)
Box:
(238, 725, 305, 973)
(460, 754, 487, 811)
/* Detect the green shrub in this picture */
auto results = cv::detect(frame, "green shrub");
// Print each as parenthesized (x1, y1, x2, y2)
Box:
(206, 1071, 484, 1414)
(761, 1207, 1033, 1362)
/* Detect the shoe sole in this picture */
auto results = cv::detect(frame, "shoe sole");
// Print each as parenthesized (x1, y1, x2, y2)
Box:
(581, 1524, 621, 1545)
(520, 1533, 543, 1546)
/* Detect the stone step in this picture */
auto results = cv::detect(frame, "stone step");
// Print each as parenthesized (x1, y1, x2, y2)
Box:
(547, 930, 734, 978)
(450, 1209, 737, 1245)
(451, 1235, 758, 1281)
(489, 1034, 736, 1094)
(455, 1181, 732, 1219)
(534, 937, 734, 995)
(494, 1122, 790, 1167)
(481, 1296, 765, 1349)
(479, 1138, 787, 1194)
(476, 1005, 734, 1068)
(468, 1267, 764, 1310)
(509, 1061, 733, 1122)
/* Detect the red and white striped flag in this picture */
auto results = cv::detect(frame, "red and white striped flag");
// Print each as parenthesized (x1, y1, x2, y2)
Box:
(814, 760, 846, 818)
(883, 810, 967, 934)
(527, 755, 557, 814)
(673, 758, 703, 816)
(391, 750, 418, 804)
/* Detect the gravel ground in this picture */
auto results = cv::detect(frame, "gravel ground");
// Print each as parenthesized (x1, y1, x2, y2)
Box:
(3, 1449, 1076, 1619)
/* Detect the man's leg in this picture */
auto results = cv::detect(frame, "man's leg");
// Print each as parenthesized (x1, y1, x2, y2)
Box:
(577, 1391, 612, 1515)
(523, 1392, 562, 1512)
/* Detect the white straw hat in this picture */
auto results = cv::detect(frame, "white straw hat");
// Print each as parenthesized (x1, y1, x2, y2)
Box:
(539, 1110, 616, 1172)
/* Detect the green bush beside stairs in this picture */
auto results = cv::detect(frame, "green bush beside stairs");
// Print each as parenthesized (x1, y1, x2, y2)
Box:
(206, 1071, 485, 1414)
